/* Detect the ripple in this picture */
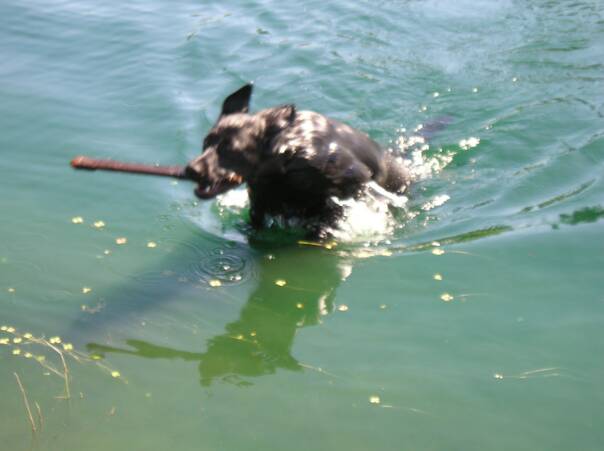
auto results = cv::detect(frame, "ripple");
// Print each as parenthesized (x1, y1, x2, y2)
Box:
(193, 251, 252, 285)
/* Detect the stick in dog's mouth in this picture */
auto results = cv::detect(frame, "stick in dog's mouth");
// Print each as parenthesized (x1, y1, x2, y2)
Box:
(193, 173, 244, 199)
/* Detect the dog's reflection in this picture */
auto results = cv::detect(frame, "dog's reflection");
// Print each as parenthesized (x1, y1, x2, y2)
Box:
(87, 244, 351, 386)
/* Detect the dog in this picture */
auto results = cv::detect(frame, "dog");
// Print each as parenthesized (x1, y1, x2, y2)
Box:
(185, 84, 411, 233)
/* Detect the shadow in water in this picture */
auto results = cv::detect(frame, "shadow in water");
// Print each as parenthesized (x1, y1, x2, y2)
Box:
(88, 242, 351, 386)
(85, 224, 512, 386)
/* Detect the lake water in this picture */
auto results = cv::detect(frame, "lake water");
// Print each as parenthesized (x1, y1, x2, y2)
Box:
(1, 1, 603, 450)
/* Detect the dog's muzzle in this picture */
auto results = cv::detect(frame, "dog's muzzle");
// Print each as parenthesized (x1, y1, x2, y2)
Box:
(185, 152, 243, 199)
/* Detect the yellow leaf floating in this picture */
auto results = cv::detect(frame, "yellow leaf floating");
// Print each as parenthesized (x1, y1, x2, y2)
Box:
(296, 303, 304, 309)
(24, 352, 33, 359)
(93, 220, 106, 228)
(337, 304, 349, 312)
(82, 287, 92, 294)
(103, 249, 111, 255)
(71, 216, 84, 224)
(6, 327, 15, 333)
(369, 395, 381, 404)
(23, 333, 33, 339)
(274, 279, 287, 287)
(8, 287, 15, 293)
(12, 348, 21, 355)
(209, 279, 222, 287)
(440, 293, 454, 302)
(0, 326, 6, 331)
(115, 237, 127, 245)
(146, 241, 157, 248)
(433, 273, 443, 281)
(63, 343, 74, 351)
(13, 337, 22, 344)
(432, 248, 445, 256)
(49, 336, 62, 344)
(0, 338, 9, 345)
(494, 373, 504, 380)
(111, 371, 121, 378)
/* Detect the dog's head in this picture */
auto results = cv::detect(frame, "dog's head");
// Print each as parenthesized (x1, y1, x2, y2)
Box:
(186, 84, 296, 199)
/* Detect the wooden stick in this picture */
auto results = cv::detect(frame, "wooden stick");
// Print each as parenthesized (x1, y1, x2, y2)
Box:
(14, 372, 37, 434)
(70, 155, 189, 180)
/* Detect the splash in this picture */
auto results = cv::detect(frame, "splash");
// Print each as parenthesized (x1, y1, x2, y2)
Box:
(392, 127, 455, 181)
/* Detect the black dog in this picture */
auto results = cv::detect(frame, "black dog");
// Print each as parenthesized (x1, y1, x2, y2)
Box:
(185, 84, 410, 232)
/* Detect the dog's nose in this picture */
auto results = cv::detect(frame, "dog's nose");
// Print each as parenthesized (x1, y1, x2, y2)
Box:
(184, 163, 200, 181)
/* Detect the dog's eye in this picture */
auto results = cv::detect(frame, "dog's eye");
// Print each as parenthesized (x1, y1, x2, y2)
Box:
(203, 134, 220, 149)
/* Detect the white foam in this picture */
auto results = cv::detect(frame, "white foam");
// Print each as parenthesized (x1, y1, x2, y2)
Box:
(459, 137, 480, 150)
(216, 188, 249, 209)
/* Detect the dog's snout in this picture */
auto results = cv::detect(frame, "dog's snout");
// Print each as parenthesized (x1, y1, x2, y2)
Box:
(185, 154, 208, 181)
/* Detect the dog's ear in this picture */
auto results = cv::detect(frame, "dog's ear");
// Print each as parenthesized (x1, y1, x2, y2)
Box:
(264, 104, 296, 136)
(220, 83, 253, 117)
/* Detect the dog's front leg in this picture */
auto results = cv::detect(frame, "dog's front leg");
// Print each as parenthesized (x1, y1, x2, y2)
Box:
(247, 188, 266, 229)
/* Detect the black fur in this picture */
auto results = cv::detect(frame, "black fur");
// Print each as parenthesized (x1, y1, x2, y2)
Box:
(186, 84, 410, 231)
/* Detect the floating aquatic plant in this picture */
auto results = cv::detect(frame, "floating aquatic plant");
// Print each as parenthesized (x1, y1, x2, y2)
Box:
(0, 325, 124, 400)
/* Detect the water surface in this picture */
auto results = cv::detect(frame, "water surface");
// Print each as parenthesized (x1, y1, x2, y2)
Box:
(1, 1, 604, 450)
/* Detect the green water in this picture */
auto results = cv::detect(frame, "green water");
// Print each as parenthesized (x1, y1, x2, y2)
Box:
(1, 1, 604, 450)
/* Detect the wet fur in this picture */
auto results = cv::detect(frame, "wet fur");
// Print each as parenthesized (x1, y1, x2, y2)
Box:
(186, 84, 410, 234)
